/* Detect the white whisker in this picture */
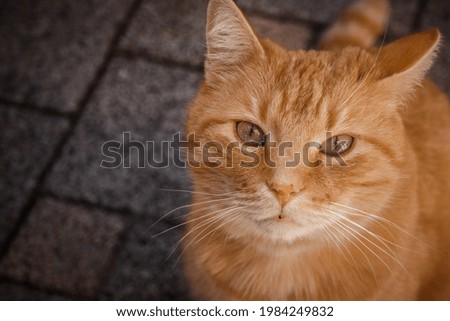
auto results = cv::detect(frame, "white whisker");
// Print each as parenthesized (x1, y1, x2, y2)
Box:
(331, 202, 433, 249)
(327, 204, 398, 241)
(329, 210, 396, 256)
(195, 211, 244, 245)
(328, 206, 424, 255)
(167, 206, 242, 262)
(159, 188, 238, 197)
(152, 204, 238, 238)
(172, 208, 243, 266)
(322, 224, 363, 280)
(331, 218, 410, 283)
(148, 196, 234, 231)
(326, 220, 380, 287)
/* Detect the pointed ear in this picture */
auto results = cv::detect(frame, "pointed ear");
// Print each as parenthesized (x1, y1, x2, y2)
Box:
(377, 29, 440, 97)
(205, 0, 264, 78)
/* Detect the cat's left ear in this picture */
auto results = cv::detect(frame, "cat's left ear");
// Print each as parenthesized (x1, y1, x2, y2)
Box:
(376, 28, 441, 96)
(205, 0, 265, 79)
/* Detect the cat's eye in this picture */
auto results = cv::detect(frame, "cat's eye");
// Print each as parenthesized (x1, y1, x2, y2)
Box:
(236, 121, 266, 147)
(320, 134, 354, 156)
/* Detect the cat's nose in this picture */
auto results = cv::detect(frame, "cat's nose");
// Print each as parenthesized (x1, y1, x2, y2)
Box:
(270, 183, 300, 206)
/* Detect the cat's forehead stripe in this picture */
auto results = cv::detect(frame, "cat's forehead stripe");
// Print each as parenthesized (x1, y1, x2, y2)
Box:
(259, 90, 284, 123)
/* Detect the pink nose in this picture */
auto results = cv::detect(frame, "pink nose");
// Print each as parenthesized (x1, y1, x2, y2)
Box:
(270, 183, 299, 206)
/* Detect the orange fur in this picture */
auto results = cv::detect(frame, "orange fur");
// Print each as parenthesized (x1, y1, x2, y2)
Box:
(183, 0, 450, 300)
(320, 0, 390, 49)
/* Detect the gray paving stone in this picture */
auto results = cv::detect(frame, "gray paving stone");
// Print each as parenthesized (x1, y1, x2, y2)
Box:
(237, 0, 418, 37)
(0, 281, 66, 300)
(44, 57, 201, 217)
(120, 0, 208, 67)
(0, 198, 126, 298)
(387, 0, 420, 39)
(248, 14, 312, 50)
(233, 1, 418, 48)
(101, 219, 191, 300)
(421, 0, 450, 94)
(236, 0, 353, 24)
(120, 0, 312, 67)
(0, 106, 69, 249)
(0, 0, 134, 112)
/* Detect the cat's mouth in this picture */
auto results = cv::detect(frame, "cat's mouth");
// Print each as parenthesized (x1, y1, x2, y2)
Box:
(277, 214, 296, 224)
(251, 205, 336, 242)
(259, 214, 303, 227)
(278, 214, 287, 220)
(253, 214, 314, 243)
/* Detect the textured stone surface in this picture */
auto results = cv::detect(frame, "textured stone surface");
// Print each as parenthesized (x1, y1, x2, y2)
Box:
(0, 281, 66, 300)
(101, 219, 191, 300)
(236, 0, 353, 23)
(0, 198, 126, 297)
(120, 0, 208, 67)
(0, 106, 69, 249)
(0, 0, 133, 111)
(248, 14, 312, 50)
(45, 58, 201, 216)
(388, 0, 420, 39)
(120, 0, 313, 67)
(422, 0, 450, 94)
(238, 0, 420, 47)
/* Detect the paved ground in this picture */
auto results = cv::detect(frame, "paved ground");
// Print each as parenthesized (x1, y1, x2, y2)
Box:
(0, 0, 449, 300)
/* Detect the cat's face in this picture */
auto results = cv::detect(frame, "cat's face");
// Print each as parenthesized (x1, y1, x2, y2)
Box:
(188, 45, 406, 243)
(186, 0, 439, 244)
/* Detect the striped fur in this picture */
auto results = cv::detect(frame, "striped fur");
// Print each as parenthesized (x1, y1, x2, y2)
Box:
(319, 0, 390, 49)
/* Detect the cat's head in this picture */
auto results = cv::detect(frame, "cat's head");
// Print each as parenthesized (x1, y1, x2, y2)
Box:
(186, 0, 440, 244)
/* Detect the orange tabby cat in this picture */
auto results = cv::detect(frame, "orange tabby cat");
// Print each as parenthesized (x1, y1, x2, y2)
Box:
(183, 0, 450, 300)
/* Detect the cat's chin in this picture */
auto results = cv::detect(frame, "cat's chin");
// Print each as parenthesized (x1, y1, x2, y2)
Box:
(260, 218, 309, 243)
(271, 222, 323, 244)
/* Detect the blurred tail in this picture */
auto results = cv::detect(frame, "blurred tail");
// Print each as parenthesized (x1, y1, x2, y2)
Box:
(319, 0, 390, 50)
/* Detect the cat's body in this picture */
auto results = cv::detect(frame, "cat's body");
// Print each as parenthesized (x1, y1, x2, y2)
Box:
(183, 0, 450, 300)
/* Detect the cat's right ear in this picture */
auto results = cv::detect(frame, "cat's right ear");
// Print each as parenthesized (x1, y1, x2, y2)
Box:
(205, 0, 265, 79)
(376, 29, 441, 100)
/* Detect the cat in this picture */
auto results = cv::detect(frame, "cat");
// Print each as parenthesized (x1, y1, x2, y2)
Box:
(182, 0, 450, 300)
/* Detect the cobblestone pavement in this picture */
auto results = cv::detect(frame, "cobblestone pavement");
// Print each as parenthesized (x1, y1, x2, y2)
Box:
(0, 0, 449, 300)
